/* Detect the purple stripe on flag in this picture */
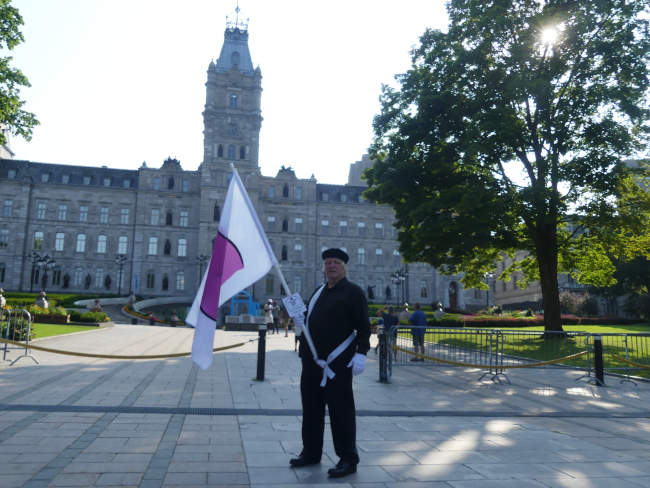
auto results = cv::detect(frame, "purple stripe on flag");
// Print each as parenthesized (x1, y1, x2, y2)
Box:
(200, 232, 243, 320)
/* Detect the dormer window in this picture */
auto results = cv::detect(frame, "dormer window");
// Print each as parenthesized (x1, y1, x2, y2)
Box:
(229, 94, 238, 108)
(231, 52, 240, 68)
(282, 184, 289, 198)
(168, 177, 174, 190)
(217, 144, 224, 158)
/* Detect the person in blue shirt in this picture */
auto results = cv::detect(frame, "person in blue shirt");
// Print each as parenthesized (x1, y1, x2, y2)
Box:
(408, 303, 427, 361)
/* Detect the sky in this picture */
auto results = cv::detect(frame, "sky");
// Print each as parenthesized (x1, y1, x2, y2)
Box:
(6, 0, 449, 185)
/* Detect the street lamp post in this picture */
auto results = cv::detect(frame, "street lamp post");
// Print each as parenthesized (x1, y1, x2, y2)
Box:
(484, 272, 495, 309)
(196, 254, 210, 285)
(115, 255, 128, 296)
(390, 269, 406, 306)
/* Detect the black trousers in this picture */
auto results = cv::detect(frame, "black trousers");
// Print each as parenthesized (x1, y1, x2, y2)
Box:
(299, 358, 359, 464)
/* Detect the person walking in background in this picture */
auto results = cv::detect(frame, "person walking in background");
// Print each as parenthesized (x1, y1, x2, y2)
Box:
(264, 299, 274, 333)
(290, 248, 370, 478)
(272, 300, 280, 334)
(382, 306, 399, 360)
(409, 302, 427, 361)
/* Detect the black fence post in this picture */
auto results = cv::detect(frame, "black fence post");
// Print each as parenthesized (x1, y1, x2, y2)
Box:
(256, 324, 267, 381)
(593, 335, 605, 386)
(378, 325, 389, 383)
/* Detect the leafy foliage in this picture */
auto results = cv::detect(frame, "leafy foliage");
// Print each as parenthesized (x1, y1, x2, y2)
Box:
(365, 0, 650, 331)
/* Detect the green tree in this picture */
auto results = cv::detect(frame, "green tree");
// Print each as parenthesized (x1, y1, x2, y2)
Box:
(365, 0, 649, 331)
(0, 0, 38, 145)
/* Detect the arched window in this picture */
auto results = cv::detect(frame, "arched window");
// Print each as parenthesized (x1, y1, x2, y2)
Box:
(166, 212, 173, 226)
(228, 145, 236, 159)
(281, 245, 288, 261)
(164, 239, 171, 256)
(167, 177, 174, 190)
(239, 146, 246, 159)
(229, 93, 238, 108)
(217, 144, 223, 157)
(162, 274, 169, 291)
(213, 204, 220, 222)
(104, 275, 112, 290)
(282, 219, 288, 232)
(282, 184, 289, 198)
(84, 274, 91, 290)
(62, 274, 70, 289)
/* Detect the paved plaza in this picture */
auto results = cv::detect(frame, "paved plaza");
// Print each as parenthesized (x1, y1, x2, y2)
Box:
(2, 314, 650, 487)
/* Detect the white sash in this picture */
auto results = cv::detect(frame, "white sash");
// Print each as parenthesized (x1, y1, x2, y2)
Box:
(302, 284, 356, 387)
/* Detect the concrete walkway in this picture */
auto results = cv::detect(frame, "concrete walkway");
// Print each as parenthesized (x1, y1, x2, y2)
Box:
(1, 318, 650, 487)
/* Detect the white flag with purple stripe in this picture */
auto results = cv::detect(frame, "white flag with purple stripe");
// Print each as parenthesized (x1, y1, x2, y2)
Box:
(187, 167, 278, 370)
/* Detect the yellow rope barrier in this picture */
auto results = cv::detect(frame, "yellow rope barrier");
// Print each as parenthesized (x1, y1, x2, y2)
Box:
(612, 354, 650, 370)
(0, 337, 249, 360)
(392, 345, 588, 369)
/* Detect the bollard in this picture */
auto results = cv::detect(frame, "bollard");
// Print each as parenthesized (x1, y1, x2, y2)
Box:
(593, 335, 605, 386)
(378, 325, 389, 383)
(256, 324, 267, 381)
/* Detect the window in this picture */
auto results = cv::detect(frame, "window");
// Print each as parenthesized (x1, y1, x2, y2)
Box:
(99, 207, 109, 224)
(123, 179, 131, 188)
(118, 236, 128, 255)
(146, 272, 155, 289)
(74, 268, 83, 286)
(79, 206, 88, 222)
(321, 219, 329, 234)
(282, 219, 288, 232)
(420, 280, 428, 298)
(321, 192, 328, 201)
(182, 179, 189, 192)
(375, 248, 383, 263)
(282, 184, 289, 198)
(166, 211, 173, 226)
(239, 146, 246, 159)
(357, 248, 366, 265)
(217, 144, 223, 157)
(76, 234, 86, 253)
(269, 186, 275, 198)
(265, 275, 274, 294)
(267, 216, 276, 232)
(52, 269, 61, 286)
(213, 204, 220, 222)
(103, 177, 111, 187)
(2, 200, 12, 217)
(153, 177, 160, 190)
(41, 173, 49, 183)
(296, 187, 302, 200)
(376, 279, 384, 298)
(357, 221, 366, 236)
(229, 94, 238, 108)
(176, 271, 185, 291)
(120, 208, 129, 225)
(375, 222, 384, 237)
(339, 220, 348, 235)
(293, 276, 302, 294)
(162, 274, 169, 291)
(294, 217, 303, 232)
(55, 232, 65, 251)
(57, 204, 67, 221)
(167, 177, 174, 190)
(148, 237, 158, 255)
(95, 268, 104, 287)
(228, 145, 236, 159)
(151, 208, 160, 225)
(281, 245, 288, 261)
(7, 169, 15, 179)
(36, 202, 46, 219)
(0, 229, 8, 248)
(340, 193, 347, 202)
(97, 235, 107, 253)
(178, 238, 187, 257)
(294, 243, 303, 259)
(164, 239, 171, 255)
(62, 174, 70, 184)
(83, 176, 91, 185)
(179, 211, 188, 227)
(33, 231, 44, 250)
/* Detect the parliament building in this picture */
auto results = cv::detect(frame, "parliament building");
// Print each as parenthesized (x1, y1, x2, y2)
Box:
(0, 19, 489, 312)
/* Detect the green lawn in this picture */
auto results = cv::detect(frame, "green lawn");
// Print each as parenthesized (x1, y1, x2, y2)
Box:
(31, 323, 98, 339)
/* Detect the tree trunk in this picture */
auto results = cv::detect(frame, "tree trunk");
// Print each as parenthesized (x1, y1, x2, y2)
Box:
(536, 225, 564, 332)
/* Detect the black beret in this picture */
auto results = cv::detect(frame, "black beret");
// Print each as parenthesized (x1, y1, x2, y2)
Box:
(322, 248, 349, 263)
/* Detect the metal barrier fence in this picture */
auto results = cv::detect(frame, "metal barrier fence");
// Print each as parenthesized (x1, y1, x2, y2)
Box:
(1, 309, 39, 365)
(378, 326, 650, 385)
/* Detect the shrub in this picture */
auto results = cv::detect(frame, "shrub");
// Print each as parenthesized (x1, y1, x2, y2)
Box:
(78, 311, 109, 323)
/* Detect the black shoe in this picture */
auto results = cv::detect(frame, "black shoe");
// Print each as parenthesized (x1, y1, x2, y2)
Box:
(327, 461, 357, 478)
(289, 455, 320, 468)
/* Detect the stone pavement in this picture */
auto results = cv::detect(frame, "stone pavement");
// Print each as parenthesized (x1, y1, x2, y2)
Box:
(2, 319, 650, 488)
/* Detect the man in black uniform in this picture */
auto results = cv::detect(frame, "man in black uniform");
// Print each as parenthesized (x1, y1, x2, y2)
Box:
(289, 248, 371, 478)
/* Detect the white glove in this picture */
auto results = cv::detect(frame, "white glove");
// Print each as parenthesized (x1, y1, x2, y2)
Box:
(347, 353, 366, 376)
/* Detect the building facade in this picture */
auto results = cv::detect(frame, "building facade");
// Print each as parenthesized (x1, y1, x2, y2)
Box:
(0, 20, 489, 311)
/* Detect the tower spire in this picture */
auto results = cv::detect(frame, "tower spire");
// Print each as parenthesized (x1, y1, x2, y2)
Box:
(226, 1, 249, 31)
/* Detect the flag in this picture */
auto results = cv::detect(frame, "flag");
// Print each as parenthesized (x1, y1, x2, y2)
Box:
(187, 167, 278, 370)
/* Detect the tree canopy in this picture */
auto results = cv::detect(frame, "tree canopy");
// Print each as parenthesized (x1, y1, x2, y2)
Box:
(0, 0, 37, 146)
(365, 0, 649, 330)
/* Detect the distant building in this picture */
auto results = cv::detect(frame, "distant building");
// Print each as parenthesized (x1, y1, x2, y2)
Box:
(0, 18, 490, 312)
